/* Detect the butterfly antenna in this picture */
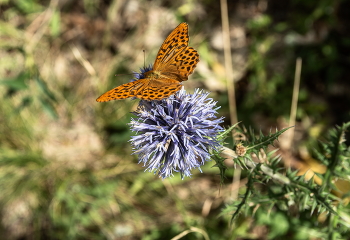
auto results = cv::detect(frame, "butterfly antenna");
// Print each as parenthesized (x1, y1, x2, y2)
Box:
(115, 73, 134, 77)
(143, 50, 146, 69)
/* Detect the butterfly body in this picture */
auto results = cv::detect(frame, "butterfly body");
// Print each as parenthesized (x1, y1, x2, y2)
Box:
(144, 70, 165, 79)
(96, 22, 199, 102)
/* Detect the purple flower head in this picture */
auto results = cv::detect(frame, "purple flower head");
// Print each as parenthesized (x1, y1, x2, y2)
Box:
(129, 88, 224, 179)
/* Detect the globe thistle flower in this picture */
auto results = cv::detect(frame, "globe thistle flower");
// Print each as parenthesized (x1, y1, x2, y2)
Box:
(129, 88, 224, 179)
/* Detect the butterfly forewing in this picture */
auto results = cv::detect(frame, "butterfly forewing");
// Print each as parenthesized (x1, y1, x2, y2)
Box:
(153, 23, 189, 70)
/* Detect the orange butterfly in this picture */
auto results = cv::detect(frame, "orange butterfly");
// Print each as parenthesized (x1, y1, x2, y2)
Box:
(96, 22, 199, 102)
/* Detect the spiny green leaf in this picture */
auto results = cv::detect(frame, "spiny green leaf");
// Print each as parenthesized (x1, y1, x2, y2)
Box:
(246, 126, 294, 152)
(217, 122, 241, 141)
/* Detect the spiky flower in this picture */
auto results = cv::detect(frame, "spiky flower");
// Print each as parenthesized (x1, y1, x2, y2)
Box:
(129, 88, 224, 179)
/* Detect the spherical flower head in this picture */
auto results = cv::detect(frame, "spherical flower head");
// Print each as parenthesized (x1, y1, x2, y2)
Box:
(129, 88, 224, 179)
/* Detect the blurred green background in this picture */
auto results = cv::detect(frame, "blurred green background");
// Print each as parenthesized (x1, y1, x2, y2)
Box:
(0, 0, 349, 239)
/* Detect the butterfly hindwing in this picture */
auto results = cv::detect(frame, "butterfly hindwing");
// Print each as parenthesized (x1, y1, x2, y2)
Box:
(174, 46, 199, 80)
(137, 78, 182, 100)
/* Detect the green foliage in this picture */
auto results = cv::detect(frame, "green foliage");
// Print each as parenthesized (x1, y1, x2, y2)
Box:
(50, 172, 120, 239)
(11, 0, 43, 14)
(220, 122, 350, 239)
(315, 122, 350, 180)
(0, 150, 121, 240)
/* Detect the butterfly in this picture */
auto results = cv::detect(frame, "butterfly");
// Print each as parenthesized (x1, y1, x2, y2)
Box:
(96, 22, 199, 102)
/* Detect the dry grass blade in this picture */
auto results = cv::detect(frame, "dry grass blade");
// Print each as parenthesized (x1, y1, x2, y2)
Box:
(220, 0, 237, 125)
(25, 0, 59, 53)
(70, 44, 97, 77)
(171, 227, 210, 240)
(220, 0, 240, 201)
(288, 58, 302, 148)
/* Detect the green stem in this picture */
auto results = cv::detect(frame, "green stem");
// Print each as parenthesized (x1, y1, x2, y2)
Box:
(322, 123, 347, 193)
(231, 171, 254, 222)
